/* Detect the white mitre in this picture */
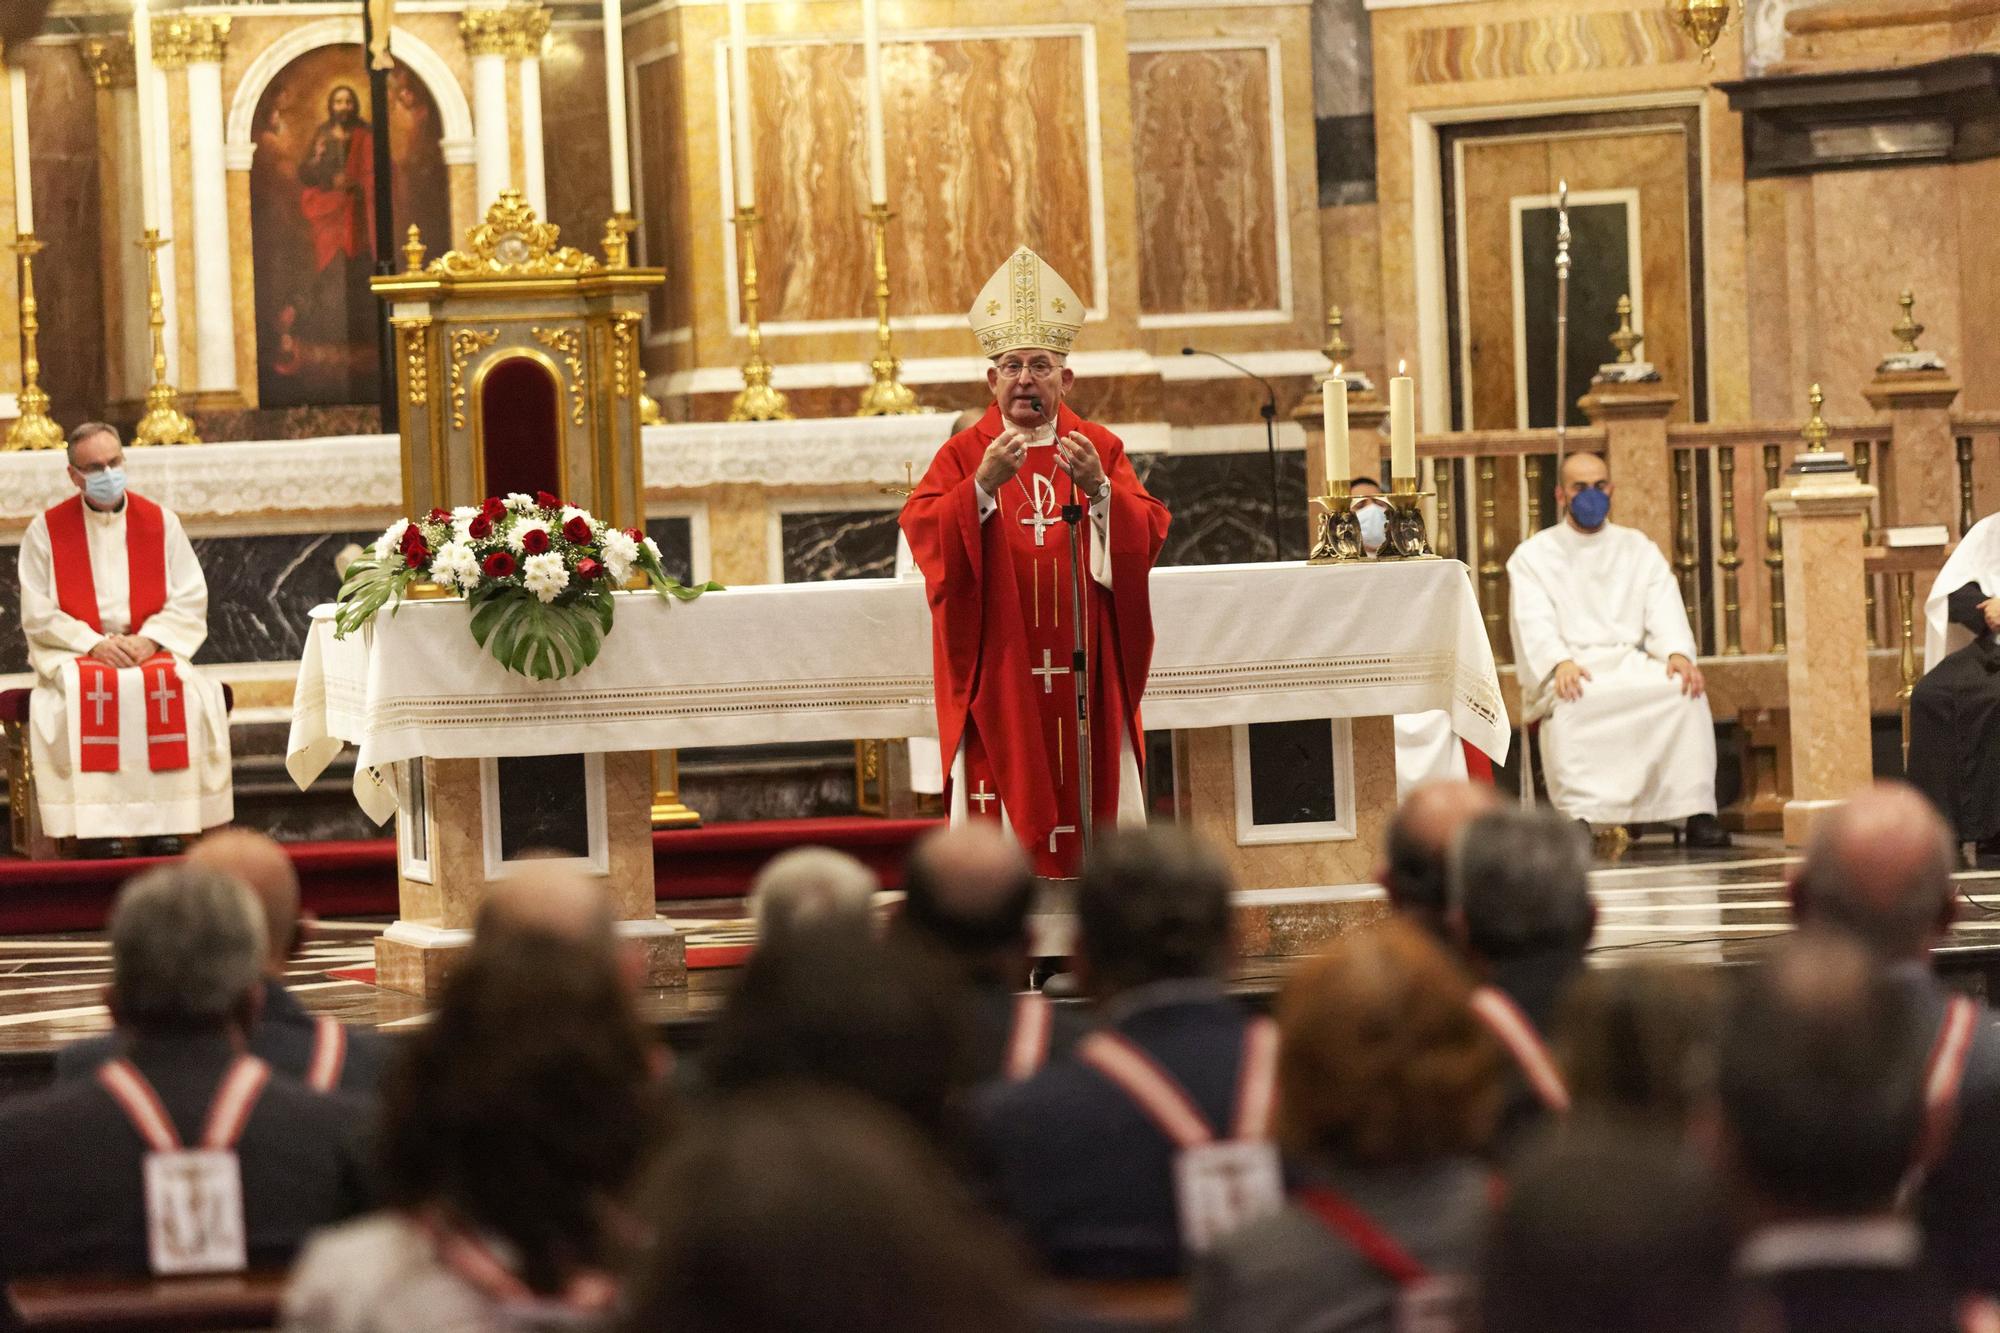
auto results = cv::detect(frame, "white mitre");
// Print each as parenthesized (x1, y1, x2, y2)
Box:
(969, 246, 1084, 358)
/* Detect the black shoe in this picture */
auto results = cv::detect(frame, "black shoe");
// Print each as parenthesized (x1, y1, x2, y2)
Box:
(1684, 813, 1732, 849)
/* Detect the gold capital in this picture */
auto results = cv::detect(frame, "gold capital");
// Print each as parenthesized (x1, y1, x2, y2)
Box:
(78, 37, 136, 89)
(169, 15, 232, 65)
(461, 5, 553, 60)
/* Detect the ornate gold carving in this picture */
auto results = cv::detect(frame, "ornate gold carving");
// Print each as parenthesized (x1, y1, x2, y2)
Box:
(533, 327, 587, 426)
(430, 190, 602, 279)
(78, 39, 135, 90)
(461, 5, 552, 60)
(394, 318, 433, 408)
(1671, 0, 1734, 64)
(4, 236, 63, 451)
(449, 328, 501, 429)
(154, 14, 230, 65)
(611, 314, 639, 401)
(133, 230, 199, 446)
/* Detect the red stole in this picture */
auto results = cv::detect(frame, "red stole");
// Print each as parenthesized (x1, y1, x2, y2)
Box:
(900, 404, 1170, 877)
(45, 493, 189, 773)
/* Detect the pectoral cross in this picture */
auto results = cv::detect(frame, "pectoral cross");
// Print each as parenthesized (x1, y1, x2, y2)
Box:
(1020, 510, 1058, 547)
(86, 679, 114, 726)
(1047, 825, 1077, 854)
(1018, 473, 1060, 547)
(149, 675, 178, 723)
(969, 781, 998, 815)
(1032, 648, 1071, 695)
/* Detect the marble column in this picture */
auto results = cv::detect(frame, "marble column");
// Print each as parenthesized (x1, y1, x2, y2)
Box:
(1862, 370, 1962, 529)
(462, 11, 513, 211)
(178, 15, 235, 399)
(79, 39, 147, 407)
(145, 18, 182, 385)
(517, 29, 548, 218)
(1579, 382, 1679, 560)
(1767, 470, 1878, 845)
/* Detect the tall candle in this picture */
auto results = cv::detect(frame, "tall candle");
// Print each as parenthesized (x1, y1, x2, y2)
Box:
(8, 66, 31, 236)
(862, 0, 886, 203)
(727, 0, 755, 210)
(1322, 373, 1349, 493)
(1389, 360, 1416, 485)
(602, 0, 631, 214)
(132, 0, 159, 232)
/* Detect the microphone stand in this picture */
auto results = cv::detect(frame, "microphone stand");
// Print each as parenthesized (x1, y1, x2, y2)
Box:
(1182, 347, 1285, 561)
(1033, 394, 1095, 860)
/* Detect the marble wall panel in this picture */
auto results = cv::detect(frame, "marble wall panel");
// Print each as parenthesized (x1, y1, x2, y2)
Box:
(22, 43, 107, 425)
(541, 26, 614, 261)
(1134, 451, 1310, 566)
(1130, 47, 1281, 317)
(1408, 8, 1698, 85)
(1318, 202, 1384, 378)
(779, 508, 900, 583)
(644, 514, 695, 586)
(747, 34, 1095, 323)
(634, 48, 693, 340)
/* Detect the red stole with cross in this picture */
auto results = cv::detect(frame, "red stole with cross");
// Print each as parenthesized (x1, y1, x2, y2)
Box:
(44, 493, 189, 773)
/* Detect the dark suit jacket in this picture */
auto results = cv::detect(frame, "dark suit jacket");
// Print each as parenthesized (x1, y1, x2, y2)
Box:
(966, 981, 1089, 1088)
(55, 978, 391, 1097)
(1482, 951, 1584, 1161)
(1906, 967, 2000, 1295)
(1745, 1263, 1961, 1332)
(975, 980, 1262, 1279)
(0, 1031, 374, 1281)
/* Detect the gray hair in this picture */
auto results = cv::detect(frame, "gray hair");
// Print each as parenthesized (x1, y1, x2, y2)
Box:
(65, 420, 120, 468)
(1450, 808, 1595, 959)
(110, 865, 267, 1027)
(750, 848, 878, 946)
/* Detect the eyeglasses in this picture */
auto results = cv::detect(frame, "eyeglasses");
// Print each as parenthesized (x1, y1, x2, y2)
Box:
(72, 457, 123, 475)
(995, 359, 1061, 380)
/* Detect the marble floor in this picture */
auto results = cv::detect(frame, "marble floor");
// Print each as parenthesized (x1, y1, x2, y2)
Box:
(1, 840, 1996, 1096)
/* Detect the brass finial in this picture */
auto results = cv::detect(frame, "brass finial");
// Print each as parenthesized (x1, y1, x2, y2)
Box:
(602, 212, 637, 270)
(1802, 382, 1829, 453)
(1609, 294, 1643, 365)
(1321, 304, 1352, 368)
(402, 225, 426, 274)
(1893, 289, 1923, 354)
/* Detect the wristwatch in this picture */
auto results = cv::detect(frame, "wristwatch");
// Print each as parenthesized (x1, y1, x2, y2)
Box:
(1091, 479, 1112, 504)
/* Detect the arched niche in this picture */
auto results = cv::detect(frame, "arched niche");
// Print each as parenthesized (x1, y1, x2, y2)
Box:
(472, 352, 566, 501)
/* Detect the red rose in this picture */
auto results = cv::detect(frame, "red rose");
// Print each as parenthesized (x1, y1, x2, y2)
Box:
(535, 490, 563, 511)
(482, 551, 517, 578)
(427, 507, 450, 522)
(405, 549, 425, 568)
(563, 515, 592, 544)
(626, 527, 645, 544)
(576, 557, 604, 582)
(400, 526, 427, 557)
(481, 496, 506, 520)
(522, 527, 552, 555)
(467, 514, 493, 540)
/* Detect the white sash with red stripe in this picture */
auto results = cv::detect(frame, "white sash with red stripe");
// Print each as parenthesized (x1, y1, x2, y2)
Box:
(1468, 986, 1571, 1114)
(1003, 993, 1053, 1082)
(1899, 994, 1979, 1207)
(305, 1017, 348, 1094)
(96, 1055, 270, 1275)
(1077, 1017, 1283, 1253)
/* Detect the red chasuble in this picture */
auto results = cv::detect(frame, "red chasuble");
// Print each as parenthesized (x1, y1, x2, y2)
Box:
(901, 404, 1170, 878)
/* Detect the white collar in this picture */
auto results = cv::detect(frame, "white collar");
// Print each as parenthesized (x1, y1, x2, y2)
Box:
(1738, 1216, 1921, 1276)
(1023, 420, 1058, 447)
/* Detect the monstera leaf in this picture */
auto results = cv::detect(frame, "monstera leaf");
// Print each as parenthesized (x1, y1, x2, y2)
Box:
(467, 583, 616, 681)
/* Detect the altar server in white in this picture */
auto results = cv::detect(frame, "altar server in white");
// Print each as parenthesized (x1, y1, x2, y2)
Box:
(1507, 451, 1727, 845)
(1912, 512, 2000, 849)
(17, 423, 232, 840)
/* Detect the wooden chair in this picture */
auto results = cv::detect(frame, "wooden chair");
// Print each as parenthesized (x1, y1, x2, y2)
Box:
(6, 1271, 286, 1330)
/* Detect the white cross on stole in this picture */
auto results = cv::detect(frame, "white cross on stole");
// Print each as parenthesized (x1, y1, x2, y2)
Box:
(1033, 648, 1072, 694)
(1018, 473, 1060, 547)
(1048, 824, 1077, 853)
(86, 679, 114, 726)
(150, 674, 178, 723)
(970, 782, 998, 815)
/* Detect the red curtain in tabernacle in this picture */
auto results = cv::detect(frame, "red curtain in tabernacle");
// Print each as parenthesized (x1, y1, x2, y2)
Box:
(479, 357, 564, 500)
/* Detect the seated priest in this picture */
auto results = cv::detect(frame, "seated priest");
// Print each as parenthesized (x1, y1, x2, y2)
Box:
(1912, 511, 2000, 855)
(16, 422, 232, 845)
(1506, 451, 1726, 846)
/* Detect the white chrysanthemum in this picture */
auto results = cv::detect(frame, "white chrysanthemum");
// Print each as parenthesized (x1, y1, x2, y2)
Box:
(431, 541, 480, 593)
(641, 535, 663, 563)
(451, 506, 479, 522)
(507, 520, 551, 553)
(599, 528, 639, 583)
(522, 551, 570, 604)
(503, 492, 537, 513)
(558, 505, 597, 537)
(372, 519, 409, 561)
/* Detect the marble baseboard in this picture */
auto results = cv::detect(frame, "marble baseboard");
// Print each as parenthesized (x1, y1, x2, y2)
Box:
(780, 509, 900, 583)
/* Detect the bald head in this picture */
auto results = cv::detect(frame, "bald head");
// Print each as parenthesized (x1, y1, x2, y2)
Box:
(750, 848, 878, 947)
(186, 828, 300, 973)
(1382, 780, 1502, 935)
(898, 825, 1036, 974)
(1793, 782, 1957, 961)
(477, 863, 618, 953)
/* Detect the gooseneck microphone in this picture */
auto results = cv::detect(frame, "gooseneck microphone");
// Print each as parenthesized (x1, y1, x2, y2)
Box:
(1181, 347, 1286, 561)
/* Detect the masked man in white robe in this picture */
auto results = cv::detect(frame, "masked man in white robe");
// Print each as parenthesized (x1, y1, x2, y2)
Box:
(16, 422, 231, 843)
(1911, 513, 2000, 853)
(1507, 451, 1727, 845)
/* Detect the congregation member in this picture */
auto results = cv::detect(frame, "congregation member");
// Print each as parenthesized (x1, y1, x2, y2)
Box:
(1450, 807, 1596, 1154)
(16, 422, 232, 846)
(1785, 782, 2000, 1294)
(1554, 963, 1721, 1138)
(977, 827, 1269, 1279)
(1913, 511, 2000, 856)
(1507, 451, 1727, 846)
(748, 846, 879, 947)
(893, 824, 1087, 1085)
(0, 866, 370, 1282)
(1721, 934, 1966, 1332)
(1376, 779, 1500, 942)
(282, 929, 665, 1332)
(622, 1089, 1031, 1333)
(900, 247, 1171, 881)
(1191, 920, 1500, 1333)
(57, 828, 387, 1096)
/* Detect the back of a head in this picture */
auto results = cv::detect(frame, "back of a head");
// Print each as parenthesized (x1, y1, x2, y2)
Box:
(1384, 780, 1502, 932)
(1557, 963, 1722, 1134)
(110, 864, 266, 1032)
(896, 825, 1035, 971)
(1077, 827, 1234, 996)
(382, 930, 660, 1293)
(186, 828, 301, 968)
(1277, 919, 1502, 1166)
(749, 847, 878, 947)
(1483, 1123, 1734, 1333)
(624, 1087, 1030, 1333)
(1719, 933, 1926, 1214)
(1794, 781, 1957, 960)
(475, 862, 619, 954)
(1452, 808, 1594, 962)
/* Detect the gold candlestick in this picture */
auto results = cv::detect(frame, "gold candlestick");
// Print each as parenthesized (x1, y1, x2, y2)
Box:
(602, 211, 664, 425)
(1309, 479, 1366, 564)
(728, 205, 791, 423)
(856, 201, 920, 416)
(133, 229, 198, 447)
(1375, 481, 1438, 561)
(5, 233, 63, 451)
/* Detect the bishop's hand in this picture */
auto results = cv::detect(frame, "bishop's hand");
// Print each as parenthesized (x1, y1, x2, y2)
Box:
(1057, 432, 1107, 496)
(975, 430, 1029, 493)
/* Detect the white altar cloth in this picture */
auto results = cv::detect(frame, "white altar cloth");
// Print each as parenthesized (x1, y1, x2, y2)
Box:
(287, 559, 1507, 822)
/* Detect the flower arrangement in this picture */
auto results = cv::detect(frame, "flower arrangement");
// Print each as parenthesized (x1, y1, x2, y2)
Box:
(334, 492, 716, 680)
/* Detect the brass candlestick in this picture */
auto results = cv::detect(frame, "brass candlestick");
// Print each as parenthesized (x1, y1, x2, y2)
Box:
(1375, 483, 1438, 561)
(1893, 289, 1924, 354)
(133, 229, 198, 446)
(5, 233, 62, 451)
(855, 201, 920, 416)
(728, 205, 791, 422)
(602, 211, 665, 425)
(1309, 480, 1366, 564)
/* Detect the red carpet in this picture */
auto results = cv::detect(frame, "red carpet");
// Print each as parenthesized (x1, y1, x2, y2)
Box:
(0, 816, 941, 935)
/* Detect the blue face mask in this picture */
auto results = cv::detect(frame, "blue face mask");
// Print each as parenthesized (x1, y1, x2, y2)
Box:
(1569, 486, 1610, 530)
(1354, 503, 1389, 552)
(82, 467, 127, 508)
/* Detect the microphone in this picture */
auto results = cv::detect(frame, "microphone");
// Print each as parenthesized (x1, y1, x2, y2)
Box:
(1027, 395, 1045, 415)
(1180, 347, 1287, 560)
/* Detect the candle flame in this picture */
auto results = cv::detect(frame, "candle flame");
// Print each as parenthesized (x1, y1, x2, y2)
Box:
(1333, 363, 1343, 378)
(1398, 358, 1407, 376)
